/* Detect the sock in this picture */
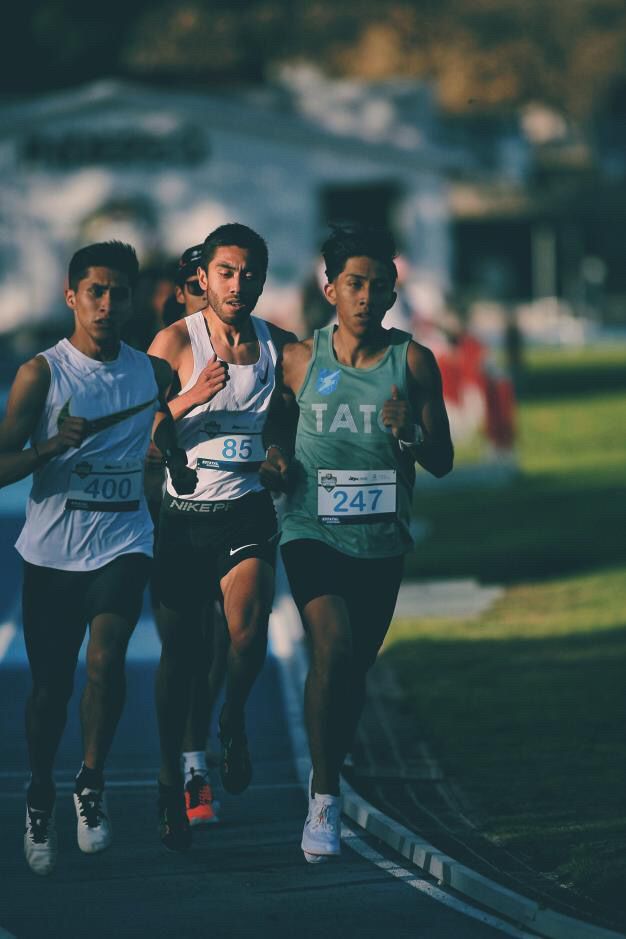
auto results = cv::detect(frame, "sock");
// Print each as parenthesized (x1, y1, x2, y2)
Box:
(75, 762, 104, 794)
(182, 751, 207, 782)
(27, 780, 55, 813)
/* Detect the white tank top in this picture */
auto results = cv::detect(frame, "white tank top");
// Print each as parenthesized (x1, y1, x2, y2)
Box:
(166, 312, 277, 503)
(15, 339, 159, 571)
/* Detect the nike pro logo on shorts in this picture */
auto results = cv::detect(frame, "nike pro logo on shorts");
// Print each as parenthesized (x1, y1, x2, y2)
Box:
(229, 543, 258, 556)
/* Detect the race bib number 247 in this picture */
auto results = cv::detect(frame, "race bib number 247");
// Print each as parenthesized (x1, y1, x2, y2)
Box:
(317, 469, 396, 525)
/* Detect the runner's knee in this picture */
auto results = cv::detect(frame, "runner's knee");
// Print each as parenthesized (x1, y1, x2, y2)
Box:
(228, 614, 267, 654)
(86, 644, 126, 685)
(29, 677, 74, 712)
(310, 628, 353, 680)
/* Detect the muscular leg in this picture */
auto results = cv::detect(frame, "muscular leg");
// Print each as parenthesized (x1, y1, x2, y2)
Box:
(206, 608, 230, 737)
(301, 595, 354, 797)
(181, 602, 228, 753)
(156, 603, 203, 786)
(80, 612, 136, 772)
(25, 629, 86, 799)
(219, 558, 274, 731)
(302, 562, 403, 797)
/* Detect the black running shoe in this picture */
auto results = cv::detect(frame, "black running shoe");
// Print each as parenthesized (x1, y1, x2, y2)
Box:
(219, 710, 252, 795)
(158, 782, 191, 852)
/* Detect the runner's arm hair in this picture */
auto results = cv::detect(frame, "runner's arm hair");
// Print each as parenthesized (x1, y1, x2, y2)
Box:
(405, 341, 454, 478)
(0, 356, 54, 487)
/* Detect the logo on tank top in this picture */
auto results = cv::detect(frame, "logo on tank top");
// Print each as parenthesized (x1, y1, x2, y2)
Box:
(74, 460, 93, 479)
(200, 419, 221, 438)
(316, 368, 341, 396)
(57, 396, 157, 434)
(320, 472, 338, 491)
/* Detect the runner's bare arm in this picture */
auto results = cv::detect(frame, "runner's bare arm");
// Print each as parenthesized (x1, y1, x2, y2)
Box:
(149, 355, 198, 496)
(0, 357, 88, 488)
(259, 340, 311, 491)
(266, 323, 299, 356)
(391, 341, 453, 478)
(148, 322, 228, 422)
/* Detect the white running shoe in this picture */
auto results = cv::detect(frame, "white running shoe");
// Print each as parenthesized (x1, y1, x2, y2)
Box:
(24, 803, 58, 876)
(73, 788, 112, 854)
(301, 770, 341, 863)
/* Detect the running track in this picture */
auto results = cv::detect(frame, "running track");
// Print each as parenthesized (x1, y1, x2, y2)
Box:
(0, 479, 530, 939)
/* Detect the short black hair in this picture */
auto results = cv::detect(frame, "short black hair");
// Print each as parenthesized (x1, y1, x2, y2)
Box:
(201, 223, 268, 277)
(321, 223, 398, 284)
(68, 241, 139, 291)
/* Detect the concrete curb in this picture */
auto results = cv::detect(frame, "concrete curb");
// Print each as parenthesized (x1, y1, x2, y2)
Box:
(269, 580, 626, 939)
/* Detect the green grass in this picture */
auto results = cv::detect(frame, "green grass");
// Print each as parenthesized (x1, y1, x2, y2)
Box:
(383, 568, 626, 916)
(406, 347, 626, 583)
(387, 345, 626, 919)
(521, 344, 626, 398)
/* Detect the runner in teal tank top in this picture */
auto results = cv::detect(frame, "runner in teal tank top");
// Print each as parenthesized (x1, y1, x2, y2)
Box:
(280, 322, 415, 558)
(260, 224, 453, 865)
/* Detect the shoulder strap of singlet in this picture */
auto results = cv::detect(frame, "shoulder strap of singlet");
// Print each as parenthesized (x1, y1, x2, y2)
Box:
(295, 327, 323, 403)
(184, 310, 214, 367)
(252, 316, 277, 367)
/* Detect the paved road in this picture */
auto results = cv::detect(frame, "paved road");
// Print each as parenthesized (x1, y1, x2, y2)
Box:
(0, 494, 526, 939)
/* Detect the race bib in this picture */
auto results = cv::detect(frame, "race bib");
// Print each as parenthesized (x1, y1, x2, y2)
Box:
(196, 433, 264, 472)
(317, 469, 397, 525)
(66, 457, 143, 512)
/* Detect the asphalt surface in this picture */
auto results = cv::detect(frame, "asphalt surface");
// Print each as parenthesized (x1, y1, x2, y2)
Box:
(0, 486, 525, 939)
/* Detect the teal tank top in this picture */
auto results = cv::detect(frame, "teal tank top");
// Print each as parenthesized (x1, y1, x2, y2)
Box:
(280, 325, 415, 558)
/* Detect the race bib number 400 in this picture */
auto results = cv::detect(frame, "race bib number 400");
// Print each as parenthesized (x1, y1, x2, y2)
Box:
(196, 433, 264, 472)
(317, 469, 397, 525)
(66, 458, 143, 512)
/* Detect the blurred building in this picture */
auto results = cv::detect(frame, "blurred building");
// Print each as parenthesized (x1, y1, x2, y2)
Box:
(0, 71, 451, 344)
(440, 99, 626, 343)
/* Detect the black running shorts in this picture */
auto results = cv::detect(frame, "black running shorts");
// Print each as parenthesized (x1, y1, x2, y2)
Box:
(154, 490, 278, 612)
(22, 552, 151, 687)
(281, 538, 404, 621)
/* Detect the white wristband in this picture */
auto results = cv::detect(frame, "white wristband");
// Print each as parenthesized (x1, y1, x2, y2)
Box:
(398, 424, 424, 451)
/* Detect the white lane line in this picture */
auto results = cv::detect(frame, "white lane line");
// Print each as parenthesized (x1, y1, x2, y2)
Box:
(341, 823, 539, 939)
(0, 769, 302, 793)
(0, 622, 16, 662)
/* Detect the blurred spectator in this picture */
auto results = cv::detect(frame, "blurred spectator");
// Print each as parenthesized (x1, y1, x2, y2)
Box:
(503, 305, 525, 397)
(123, 262, 177, 351)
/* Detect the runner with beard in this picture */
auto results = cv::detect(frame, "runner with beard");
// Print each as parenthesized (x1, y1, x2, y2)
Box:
(148, 223, 296, 850)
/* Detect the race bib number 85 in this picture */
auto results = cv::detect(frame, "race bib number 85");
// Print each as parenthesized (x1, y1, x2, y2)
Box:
(66, 458, 143, 512)
(196, 433, 264, 472)
(317, 469, 396, 525)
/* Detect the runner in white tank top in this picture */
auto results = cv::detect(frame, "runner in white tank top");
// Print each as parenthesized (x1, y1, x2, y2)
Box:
(145, 244, 226, 829)
(147, 224, 296, 851)
(165, 309, 277, 503)
(0, 242, 196, 875)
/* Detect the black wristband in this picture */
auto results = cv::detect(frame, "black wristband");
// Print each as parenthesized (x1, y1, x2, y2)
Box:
(265, 444, 286, 460)
(163, 446, 186, 467)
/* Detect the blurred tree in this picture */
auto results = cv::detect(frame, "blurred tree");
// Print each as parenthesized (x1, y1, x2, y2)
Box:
(2, 0, 625, 121)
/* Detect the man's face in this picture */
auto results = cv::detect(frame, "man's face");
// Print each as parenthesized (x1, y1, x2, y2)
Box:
(324, 256, 396, 336)
(198, 246, 265, 325)
(175, 273, 207, 316)
(65, 266, 132, 344)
